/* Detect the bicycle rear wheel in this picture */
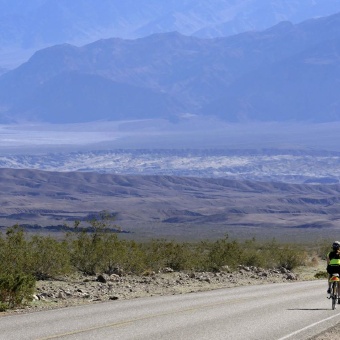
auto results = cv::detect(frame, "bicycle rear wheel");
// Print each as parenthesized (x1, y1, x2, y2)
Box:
(332, 282, 338, 310)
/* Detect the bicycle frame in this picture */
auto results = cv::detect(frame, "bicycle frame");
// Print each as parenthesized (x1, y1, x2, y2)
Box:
(329, 273, 340, 310)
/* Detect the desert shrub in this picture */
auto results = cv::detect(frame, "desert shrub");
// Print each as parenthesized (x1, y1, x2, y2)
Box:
(112, 240, 146, 274)
(69, 213, 126, 275)
(206, 237, 243, 271)
(0, 220, 310, 288)
(161, 242, 186, 271)
(28, 235, 72, 279)
(253, 239, 279, 269)
(141, 239, 199, 272)
(70, 228, 103, 275)
(237, 238, 266, 268)
(0, 226, 31, 276)
(275, 245, 307, 270)
(142, 239, 169, 271)
(94, 235, 146, 275)
(304, 256, 320, 267)
(139, 237, 308, 273)
(0, 273, 35, 310)
(315, 240, 333, 260)
(245, 239, 308, 270)
(315, 271, 328, 279)
(96, 233, 122, 274)
(173, 240, 202, 270)
(240, 250, 267, 268)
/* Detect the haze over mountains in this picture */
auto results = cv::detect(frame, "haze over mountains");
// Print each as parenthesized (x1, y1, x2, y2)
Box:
(1, 0, 340, 69)
(1, 2, 340, 240)
(1, 10, 340, 124)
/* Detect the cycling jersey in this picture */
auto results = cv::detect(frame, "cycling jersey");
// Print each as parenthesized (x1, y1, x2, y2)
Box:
(328, 251, 340, 265)
(327, 251, 340, 275)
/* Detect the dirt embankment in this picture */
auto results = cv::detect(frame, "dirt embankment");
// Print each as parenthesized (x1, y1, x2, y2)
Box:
(5, 262, 338, 339)
(8, 265, 299, 314)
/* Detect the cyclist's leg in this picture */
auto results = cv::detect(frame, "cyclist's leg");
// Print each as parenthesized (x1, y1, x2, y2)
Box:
(327, 265, 332, 293)
(336, 267, 340, 299)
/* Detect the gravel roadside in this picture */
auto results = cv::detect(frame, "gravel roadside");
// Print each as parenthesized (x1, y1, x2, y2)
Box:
(6, 265, 298, 314)
(2, 262, 338, 339)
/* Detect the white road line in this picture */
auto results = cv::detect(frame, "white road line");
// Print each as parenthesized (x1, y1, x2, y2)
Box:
(277, 312, 340, 340)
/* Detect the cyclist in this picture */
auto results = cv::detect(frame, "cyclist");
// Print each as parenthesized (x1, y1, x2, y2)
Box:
(327, 241, 340, 293)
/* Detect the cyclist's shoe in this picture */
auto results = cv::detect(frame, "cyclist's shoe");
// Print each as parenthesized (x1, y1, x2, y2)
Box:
(327, 288, 331, 294)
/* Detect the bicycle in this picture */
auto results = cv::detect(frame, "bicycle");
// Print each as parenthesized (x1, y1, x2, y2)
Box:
(329, 273, 340, 310)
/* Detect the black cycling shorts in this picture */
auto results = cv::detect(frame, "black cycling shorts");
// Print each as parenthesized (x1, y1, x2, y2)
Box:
(327, 265, 340, 275)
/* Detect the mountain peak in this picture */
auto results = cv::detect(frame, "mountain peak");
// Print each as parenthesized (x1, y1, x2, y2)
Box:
(1, 10, 340, 123)
(264, 21, 294, 34)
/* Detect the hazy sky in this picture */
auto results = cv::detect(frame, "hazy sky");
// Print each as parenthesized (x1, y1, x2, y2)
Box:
(2, 0, 340, 68)
(1, 1, 340, 147)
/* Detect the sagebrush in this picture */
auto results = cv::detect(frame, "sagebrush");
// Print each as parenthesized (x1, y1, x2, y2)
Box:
(0, 217, 313, 309)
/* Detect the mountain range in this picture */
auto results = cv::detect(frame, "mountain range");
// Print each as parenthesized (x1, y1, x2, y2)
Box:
(1, 148, 340, 184)
(1, 11, 340, 123)
(1, 0, 340, 67)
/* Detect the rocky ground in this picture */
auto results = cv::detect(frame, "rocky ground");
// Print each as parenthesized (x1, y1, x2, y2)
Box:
(311, 328, 340, 340)
(6, 265, 300, 314)
(2, 262, 338, 339)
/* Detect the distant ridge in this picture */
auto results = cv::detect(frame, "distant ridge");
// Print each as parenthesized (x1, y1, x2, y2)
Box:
(1, 12, 340, 123)
(1, 0, 340, 57)
(1, 168, 340, 240)
(1, 148, 340, 184)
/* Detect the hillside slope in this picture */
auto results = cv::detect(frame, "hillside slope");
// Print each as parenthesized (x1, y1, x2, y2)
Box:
(1, 168, 339, 240)
(1, 0, 339, 52)
(1, 13, 340, 123)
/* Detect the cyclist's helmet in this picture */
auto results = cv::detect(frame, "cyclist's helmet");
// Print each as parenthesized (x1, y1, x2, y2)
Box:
(332, 241, 340, 250)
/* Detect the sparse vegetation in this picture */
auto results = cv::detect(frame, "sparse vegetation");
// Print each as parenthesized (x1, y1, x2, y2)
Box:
(0, 274, 35, 310)
(0, 217, 315, 310)
(314, 271, 328, 279)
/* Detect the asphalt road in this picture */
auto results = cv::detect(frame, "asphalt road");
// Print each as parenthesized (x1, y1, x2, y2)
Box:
(1, 281, 339, 340)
